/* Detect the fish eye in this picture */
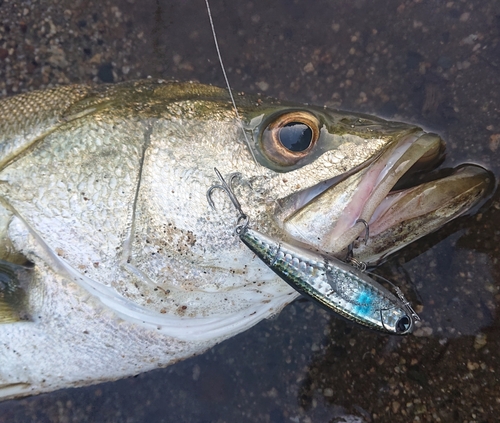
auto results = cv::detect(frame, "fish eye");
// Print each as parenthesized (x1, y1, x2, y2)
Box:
(279, 122, 313, 152)
(261, 111, 320, 166)
(395, 315, 411, 334)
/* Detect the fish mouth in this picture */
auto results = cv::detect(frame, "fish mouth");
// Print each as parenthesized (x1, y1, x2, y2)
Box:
(277, 131, 494, 264)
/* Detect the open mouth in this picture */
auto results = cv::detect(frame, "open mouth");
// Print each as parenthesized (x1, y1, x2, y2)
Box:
(275, 131, 493, 265)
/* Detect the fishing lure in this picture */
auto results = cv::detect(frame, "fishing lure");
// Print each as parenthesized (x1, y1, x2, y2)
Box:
(207, 168, 420, 335)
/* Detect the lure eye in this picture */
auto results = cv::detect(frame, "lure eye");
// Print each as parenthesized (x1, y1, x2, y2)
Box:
(395, 315, 411, 334)
(261, 111, 320, 166)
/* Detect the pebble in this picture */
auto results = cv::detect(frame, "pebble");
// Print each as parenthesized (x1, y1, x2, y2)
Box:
(413, 326, 433, 337)
(392, 401, 401, 413)
(467, 361, 480, 371)
(489, 134, 500, 152)
(192, 364, 200, 381)
(323, 388, 334, 397)
(255, 81, 269, 91)
(459, 12, 470, 22)
(474, 333, 487, 349)
(303, 62, 315, 73)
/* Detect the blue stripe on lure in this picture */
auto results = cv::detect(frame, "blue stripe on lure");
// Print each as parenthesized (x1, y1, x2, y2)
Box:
(207, 168, 420, 335)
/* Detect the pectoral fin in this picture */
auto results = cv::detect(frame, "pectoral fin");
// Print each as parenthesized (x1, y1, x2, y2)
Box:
(0, 260, 29, 323)
(0, 295, 19, 323)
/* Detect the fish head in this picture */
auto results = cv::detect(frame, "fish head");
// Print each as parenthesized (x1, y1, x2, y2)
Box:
(232, 97, 493, 264)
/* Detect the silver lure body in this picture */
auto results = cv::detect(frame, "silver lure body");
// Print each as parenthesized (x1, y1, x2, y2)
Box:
(238, 226, 417, 334)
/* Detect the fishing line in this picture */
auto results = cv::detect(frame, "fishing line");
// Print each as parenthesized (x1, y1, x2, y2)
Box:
(204, 0, 258, 166)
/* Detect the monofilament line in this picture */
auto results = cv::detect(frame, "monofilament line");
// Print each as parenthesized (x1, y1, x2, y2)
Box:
(204, 0, 258, 166)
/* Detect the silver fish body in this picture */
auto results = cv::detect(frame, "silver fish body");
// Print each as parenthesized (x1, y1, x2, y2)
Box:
(0, 80, 492, 399)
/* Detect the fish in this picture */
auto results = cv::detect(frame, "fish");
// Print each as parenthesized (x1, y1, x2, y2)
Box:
(0, 79, 492, 399)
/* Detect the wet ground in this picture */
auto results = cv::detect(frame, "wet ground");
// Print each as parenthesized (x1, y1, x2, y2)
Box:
(0, 0, 499, 421)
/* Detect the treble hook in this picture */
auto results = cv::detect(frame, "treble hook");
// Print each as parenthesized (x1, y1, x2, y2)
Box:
(206, 168, 249, 233)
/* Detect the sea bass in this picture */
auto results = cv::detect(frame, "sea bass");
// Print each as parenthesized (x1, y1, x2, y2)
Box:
(0, 79, 492, 399)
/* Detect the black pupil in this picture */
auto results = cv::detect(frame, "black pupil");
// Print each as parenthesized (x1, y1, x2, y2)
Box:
(279, 122, 313, 152)
(396, 316, 411, 333)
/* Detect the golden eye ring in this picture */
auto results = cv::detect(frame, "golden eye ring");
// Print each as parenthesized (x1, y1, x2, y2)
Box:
(261, 111, 320, 167)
